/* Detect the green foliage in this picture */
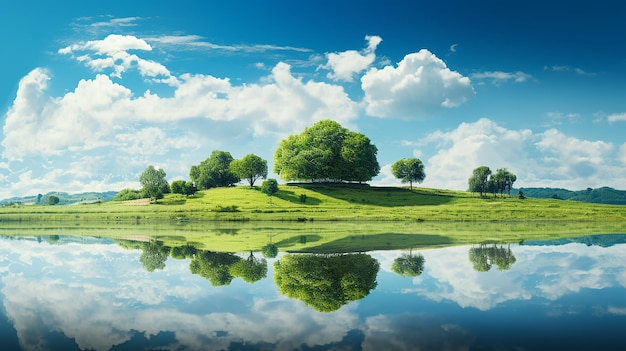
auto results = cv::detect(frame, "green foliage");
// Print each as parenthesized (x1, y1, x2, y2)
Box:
(139, 241, 170, 272)
(391, 158, 426, 190)
(391, 253, 425, 277)
(140, 165, 170, 203)
(48, 195, 60, 205)
(274, 120, 380, 182)
(261, 243, 279, 258)
(261, 178, 279, 199)
(230, 253, 268, 283)
(213, 205, 239, 212)
(468, 243, 516, 272)
(274, 253, 379, 312)
(170, 180, 197, 196)
(469, 167, 517, 198)
(189, 251, 242, 286)
(189, 150, 240, 190)
(230, 154, 268, 187)
(114, 188, 142, 201)
(468, 166, 492, 197)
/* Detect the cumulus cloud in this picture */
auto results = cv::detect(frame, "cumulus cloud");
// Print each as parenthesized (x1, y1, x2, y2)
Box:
(1, 37, 359, 198)
(409, 118, 626, 190)
(361, 49, 474, 119)
(59, 34, 173, 80)
(320, 35, 382, 82)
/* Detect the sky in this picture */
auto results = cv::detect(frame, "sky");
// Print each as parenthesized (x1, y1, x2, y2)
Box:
(1, 0, 625, 199)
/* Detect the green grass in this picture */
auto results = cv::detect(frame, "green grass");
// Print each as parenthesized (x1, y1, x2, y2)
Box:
(1, 183, 625, 223)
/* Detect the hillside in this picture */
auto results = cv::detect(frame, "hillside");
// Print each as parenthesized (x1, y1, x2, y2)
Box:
(516, 186, 626, 205)
(0, 183, 624, 223)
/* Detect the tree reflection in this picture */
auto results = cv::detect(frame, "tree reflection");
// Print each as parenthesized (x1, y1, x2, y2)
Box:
(230, 251, 268, 283)
(139, 240, 170, 272)
(190, 251, 242, 286)
(392, 250, 425, 277)
(468, 243, 516, 272)
(274, 253, 380, 312)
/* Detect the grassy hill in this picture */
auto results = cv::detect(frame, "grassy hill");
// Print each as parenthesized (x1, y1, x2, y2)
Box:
(1, 183, 624, 223)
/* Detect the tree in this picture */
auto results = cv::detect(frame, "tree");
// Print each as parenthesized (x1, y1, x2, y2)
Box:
(261, 178, 279, 204)
(170, 180, 197, 196)
(230, 154, 268, 187)
(189, 251, 242, 286)
(140, 165, 169, 203)
(468, 166, 492, 197)
(391, 252, 425, 277)
(48, 195, 60, 205)
(189, 150, 240, 190)
(261, 243, 278, 258)
(274, 120, 379, 182)
(230, 252, 268, 283)
(391, 158, 426, 190)
(274, 253, 380, 312)
(139, 241, 170, 272)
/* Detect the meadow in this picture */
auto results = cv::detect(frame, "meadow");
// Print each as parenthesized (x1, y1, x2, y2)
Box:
(1, 184, 624, 253)
(1, 183, 625, 223)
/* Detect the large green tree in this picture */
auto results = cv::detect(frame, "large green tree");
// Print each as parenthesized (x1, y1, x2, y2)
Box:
(274, 120, 380, 182)
(189, 251, 242, 286)
(139, 165, 170, 203)
(230, 154, 268, 187)
(230, 252, 268, 283)
(190, 150, 240, 190)
(391, 158, 426, 190)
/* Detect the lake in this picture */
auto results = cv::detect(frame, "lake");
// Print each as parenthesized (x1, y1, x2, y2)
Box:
(1, 229, 626, 351)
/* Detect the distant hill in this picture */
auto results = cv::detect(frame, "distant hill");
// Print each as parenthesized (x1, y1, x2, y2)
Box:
(1, 191, 118, 206)
(515, 186, 626, 205)
(521, 234, 626, 247)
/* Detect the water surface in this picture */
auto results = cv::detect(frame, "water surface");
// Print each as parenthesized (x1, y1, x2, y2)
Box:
(1, 233, 625, 350)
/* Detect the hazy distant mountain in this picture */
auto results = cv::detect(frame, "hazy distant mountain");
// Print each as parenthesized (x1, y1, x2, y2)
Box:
(521, 234, 626, 248)
(1, 191, 118, 206)
(515, 186, 626, 205)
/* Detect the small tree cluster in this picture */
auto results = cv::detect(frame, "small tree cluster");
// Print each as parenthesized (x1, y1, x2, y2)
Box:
(468, 166, 517, 197)
(170, 180, 197, 196)
(190, 151, 268, 189)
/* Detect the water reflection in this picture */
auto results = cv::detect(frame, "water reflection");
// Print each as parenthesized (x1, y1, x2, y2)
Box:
(274, 253, 379, 312)
(0, 234, 625, 350)
(468, 243, 516, 272)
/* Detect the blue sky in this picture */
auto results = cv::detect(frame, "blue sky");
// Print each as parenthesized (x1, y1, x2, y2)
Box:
(1, 0, 625, 198)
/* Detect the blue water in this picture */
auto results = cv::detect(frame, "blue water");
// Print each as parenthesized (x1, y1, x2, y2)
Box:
(1, 235, 625, 350)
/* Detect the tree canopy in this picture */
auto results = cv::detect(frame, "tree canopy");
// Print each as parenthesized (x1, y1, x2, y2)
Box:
(190, 150, 240, 190)
(230, 153, 268, 187)
(274, 253, 379, 312)
(139, 165, 170, 202)
(469, 166, 517, 197)
(274, 120, 380, 183)
(391, 252, 425, 277)
(391, 158, 426, 190)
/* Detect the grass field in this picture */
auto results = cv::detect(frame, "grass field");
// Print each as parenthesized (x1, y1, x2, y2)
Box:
(1, 183, 624, 223)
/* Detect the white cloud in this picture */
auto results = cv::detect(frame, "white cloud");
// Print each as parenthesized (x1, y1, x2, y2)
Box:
(471, 70, 532, 84)
(411, 118, 626, 190)
(545, 65, 595, 76)
(608, 113, 626, 123)
(620, 143, 626, 166)
(320, 35, 382, 82)
(361, 49, 474, 119)
(400, 243, 626, 311)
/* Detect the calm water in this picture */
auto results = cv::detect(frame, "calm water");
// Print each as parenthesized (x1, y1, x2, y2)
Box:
(1, 234, 626, 351)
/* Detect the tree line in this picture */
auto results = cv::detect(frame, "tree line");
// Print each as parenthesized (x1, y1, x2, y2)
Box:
(116, 119, 519, 203)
